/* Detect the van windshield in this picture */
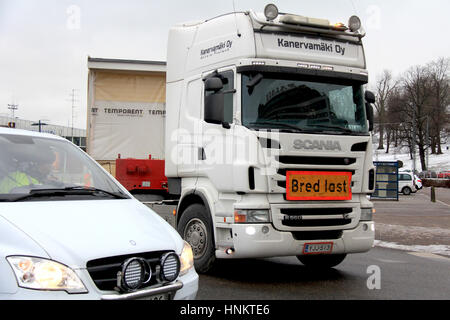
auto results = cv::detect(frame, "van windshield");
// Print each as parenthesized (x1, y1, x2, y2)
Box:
(0, 134, 128, 201)
(241, 72, 369, 135)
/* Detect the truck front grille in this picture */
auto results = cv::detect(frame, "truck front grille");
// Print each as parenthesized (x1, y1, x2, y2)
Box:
(276, 156, 356, 166)
(274, 157, 356, 190)
(280, 207, 353, 227)
(291, 230, 343, 240)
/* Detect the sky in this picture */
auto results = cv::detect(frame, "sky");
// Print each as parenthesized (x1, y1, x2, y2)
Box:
(0, 0, 449, 129)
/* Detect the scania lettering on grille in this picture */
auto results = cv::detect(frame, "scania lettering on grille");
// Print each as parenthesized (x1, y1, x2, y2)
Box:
(293, 139, 342, 151)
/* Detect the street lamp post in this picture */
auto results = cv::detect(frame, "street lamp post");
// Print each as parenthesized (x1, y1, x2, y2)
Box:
(31, 120, 48, 132)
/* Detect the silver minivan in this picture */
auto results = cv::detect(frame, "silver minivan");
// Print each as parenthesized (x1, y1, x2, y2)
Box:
(0, 128, 198, 299)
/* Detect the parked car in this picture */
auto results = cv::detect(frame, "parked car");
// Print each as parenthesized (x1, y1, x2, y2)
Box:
(0, 128, 198, 299)
(419, 171, 438, 179)
(438, 171, 450, 179)
(398, 171, 417, 195)
(414, 175, 423, 190)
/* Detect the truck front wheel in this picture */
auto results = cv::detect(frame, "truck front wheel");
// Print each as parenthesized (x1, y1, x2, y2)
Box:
(177, 203, 216, 273)
(296, 254, 347, 269)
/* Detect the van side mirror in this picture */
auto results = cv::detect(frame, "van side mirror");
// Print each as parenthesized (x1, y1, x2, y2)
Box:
(365, 90, 376, 104)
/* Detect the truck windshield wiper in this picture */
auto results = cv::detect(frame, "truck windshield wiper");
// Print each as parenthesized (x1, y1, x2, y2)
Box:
(310, 124, 353, 134)
(246, 73, 264, 95)
(10, 186, 129, 202)
(248, 121, 307, 133)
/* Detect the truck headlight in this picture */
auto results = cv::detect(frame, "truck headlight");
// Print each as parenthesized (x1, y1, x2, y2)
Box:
(361, 208, 375, 221)
(6, 256, 87, 293)
(234, 210, 271, 223)
(179, 241, 194, 276)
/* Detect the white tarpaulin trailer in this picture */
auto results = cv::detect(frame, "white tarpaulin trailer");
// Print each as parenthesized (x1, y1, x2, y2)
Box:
(87, 58, 166, 175)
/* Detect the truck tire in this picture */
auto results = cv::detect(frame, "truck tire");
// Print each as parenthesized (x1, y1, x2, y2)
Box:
(177, 203, 216, 273)
(402, 187, 412, 195)
(296, 254, 347, 269)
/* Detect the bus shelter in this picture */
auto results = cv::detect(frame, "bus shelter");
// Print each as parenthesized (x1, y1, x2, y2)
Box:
(371, 161, 399, 201)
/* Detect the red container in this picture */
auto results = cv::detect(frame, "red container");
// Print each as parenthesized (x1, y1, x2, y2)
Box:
(115, 155, 168, 192)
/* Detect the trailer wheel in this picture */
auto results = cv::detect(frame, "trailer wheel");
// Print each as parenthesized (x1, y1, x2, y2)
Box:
(177, 203, 216, 273)
(296, 254, 347, 269)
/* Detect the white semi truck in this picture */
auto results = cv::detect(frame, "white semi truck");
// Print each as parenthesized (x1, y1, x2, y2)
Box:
(165, 4, 376, 272)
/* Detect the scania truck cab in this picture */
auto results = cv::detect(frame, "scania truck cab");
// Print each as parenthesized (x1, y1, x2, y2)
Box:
(166, 4, 376, 272)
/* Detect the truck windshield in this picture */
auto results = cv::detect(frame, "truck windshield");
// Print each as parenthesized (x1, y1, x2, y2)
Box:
(0, 134, 128, 201)
(241, 72, 368, 135)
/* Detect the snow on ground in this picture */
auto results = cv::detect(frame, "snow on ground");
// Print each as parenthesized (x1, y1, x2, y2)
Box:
(374, 240, 450, 257)
(372, 144, 450, 173)
(376, 223, 450, 240)
(371, 141, 450, 256)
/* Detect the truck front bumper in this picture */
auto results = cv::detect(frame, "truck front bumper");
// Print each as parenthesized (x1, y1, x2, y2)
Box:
(215, 221, 374, 259)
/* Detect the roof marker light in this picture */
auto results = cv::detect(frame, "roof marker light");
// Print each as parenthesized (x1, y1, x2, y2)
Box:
(309, 64, 321, 70)
(297, 63, 309, 68)
(333, 22, 348, 31)
(252, 61, 266, 66)
(322, 65, 334, 71)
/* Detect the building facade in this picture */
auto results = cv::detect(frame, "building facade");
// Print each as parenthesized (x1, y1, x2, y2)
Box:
(0, 115, 86, 150)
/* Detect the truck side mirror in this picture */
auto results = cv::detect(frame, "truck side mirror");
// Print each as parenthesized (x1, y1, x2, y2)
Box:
(364, 90, 375, 131)
(365, 90, 376, 104)
(365, 102, 374, 132)
(205, 77, 224, 92)
(205, 92, 225, 125)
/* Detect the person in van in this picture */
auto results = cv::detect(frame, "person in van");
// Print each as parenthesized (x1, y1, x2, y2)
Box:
(0, 149, 55, 193)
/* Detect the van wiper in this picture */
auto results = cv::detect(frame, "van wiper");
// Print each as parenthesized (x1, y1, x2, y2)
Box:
(64, 186, 129, 199)
(10, 187, 128, 202)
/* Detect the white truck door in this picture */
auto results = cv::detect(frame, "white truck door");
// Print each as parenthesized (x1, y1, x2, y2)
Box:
(198, 68, 237, 192)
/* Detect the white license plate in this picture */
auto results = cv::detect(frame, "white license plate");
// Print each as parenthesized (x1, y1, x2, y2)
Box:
(303, 242, 333, 255)
(139, 293, 169, 300)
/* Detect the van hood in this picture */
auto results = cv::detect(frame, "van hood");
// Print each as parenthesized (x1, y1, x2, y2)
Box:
(0, 199, 182, 269)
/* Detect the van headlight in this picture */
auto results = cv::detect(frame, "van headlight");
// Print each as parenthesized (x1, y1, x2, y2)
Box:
(179, 241, 194, 276)
(7, 256, 87, 293)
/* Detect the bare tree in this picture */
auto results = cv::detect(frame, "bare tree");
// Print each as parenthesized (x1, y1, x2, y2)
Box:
(401, 65, 433, 172)
(374, 70, 397, 150)
(385, 87, 406, 153)
(427, 57, 449, 154)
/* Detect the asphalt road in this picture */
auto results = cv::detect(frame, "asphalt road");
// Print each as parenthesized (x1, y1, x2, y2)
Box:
(373, 188, 450, 246)
(143, 188, 450, 300)
(373, 187, 450, 229)
(196, 247, 450, 300)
